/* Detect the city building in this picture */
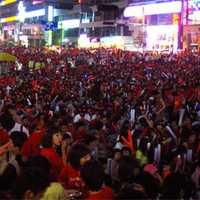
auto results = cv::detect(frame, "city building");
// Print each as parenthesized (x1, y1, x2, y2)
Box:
(183, 0, 200, 50)
(77, 0, 133, 49)
(124, 0, 200, 51)
(124, 0, 183, 52)
(0, 0, 79, 46)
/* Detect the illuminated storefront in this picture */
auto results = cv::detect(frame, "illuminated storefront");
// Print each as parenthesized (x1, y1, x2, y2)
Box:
(0, 0, 78, 46)
(146, 25, 178, 51)
(124, 1, 182, 52)
(183, 0, 200, 49)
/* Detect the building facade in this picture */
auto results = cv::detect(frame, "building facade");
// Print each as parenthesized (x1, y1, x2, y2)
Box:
(77, 0, 133, 48)
(124, 0, 183, 52)
(124, 0, 200, 51)
(0, 0, 79, 46)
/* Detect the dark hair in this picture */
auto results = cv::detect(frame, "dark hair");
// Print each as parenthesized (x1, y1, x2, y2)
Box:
(11, 167, 50, 199)
(10, 131, 28, 149)
(121, 146, 132, 157)
(135, 172, 160, 199)
(41, 126, 61, 148)
(81, 160, 105, 191)
(117, 183, 147, 200)
(120, 120, 129, 138)
(62, 133, 72, 140)
(161, 172, 187, 199)
(0, 113, 15, 132)
(82, 134, 97, 146)
(25, 156, 51, 176)
(69, 144, 90, 169)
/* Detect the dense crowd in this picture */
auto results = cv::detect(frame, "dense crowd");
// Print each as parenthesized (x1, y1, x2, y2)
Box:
(0, 46, 200, 199)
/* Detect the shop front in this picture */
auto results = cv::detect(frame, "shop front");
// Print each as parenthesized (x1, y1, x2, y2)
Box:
(124, 1, 182, 52)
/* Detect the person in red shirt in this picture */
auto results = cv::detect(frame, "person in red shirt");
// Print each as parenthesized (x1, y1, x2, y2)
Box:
(58, 143, 91, 190)
(40, 126, 64, 180)
(81, 160, 113, 200)
(22, 114, 46, 159)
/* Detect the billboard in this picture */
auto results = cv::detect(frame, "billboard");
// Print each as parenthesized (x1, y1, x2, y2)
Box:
(124, 1, 182, 17)
(185, 0, 200, 24)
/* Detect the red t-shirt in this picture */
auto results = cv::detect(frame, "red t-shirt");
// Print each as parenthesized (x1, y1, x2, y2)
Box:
(40, 147, 64, 179)
(22, 128, 45, 158)
(85, 187, 113, 200)
(58, 164, 82, 190)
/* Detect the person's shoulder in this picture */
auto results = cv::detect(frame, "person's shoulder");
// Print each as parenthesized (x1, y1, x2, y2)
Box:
(102, 186, 113, 194)
(41, 182, 67, 200)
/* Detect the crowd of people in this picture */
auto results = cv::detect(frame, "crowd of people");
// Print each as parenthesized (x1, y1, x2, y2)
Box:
(0, 46, 200, 199)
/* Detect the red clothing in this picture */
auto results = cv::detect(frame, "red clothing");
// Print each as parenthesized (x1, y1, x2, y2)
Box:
(0, 128, 9, 146)
(22, 128, 45, 158)
(40, 147, 64, 179)
(85, 187, 113, 200)
(58, 164, 82, 189)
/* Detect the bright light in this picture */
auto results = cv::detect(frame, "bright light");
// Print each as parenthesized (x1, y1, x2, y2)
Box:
(124, 6, 144, 17)
(25, 9, 45, 18)
(0, 16, 18, 23)
(58, 19, 80, 29)
(0, 0, 16, 6)
(48, 6, 53, 21)
(145, 25, 178, 51)
(82, 18, 90, 23)
(18, 1, 26, 22)
(33, 0, 43, 5)
(0, 9, 45, 23)
(0, 35, 4, 41)
(124, 1, 182, 17)
(48, 31, 52, 46)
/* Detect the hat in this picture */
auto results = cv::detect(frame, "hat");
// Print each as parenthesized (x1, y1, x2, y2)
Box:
(144, 164, 158, 175)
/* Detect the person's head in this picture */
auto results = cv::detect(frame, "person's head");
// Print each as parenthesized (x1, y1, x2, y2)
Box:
(25, 155, 51, 176)
(161, 172, 187, 199)
(82, 134, 98, 151)
(41, 127, 62, 149)
(62, 132, 73, 146)
(0, 113, 15, 132)
(34, 113, 46, 129)
(117, 183, 147, 200)
(81, 160, 104, 192)
(121, 146, 132, 158)
(69, 144, 91, 169)
(135, 171, 160, 199)
(9, 131, 28, 155)
(11, 167, 50, 200)
(113, 148, 122, 161)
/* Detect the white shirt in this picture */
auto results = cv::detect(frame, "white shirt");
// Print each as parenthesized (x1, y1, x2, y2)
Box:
(73, 113, 91, 123)
(9, 122, 29, 137)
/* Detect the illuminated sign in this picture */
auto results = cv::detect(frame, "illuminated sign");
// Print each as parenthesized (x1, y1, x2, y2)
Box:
(124, 1, 182, 17)
(172, 14, 180, 25)
(33, 0, 43, 5)
(0, 0, 16, 6)
(0, 9, 46, 23)
(18, 1, 26, 22)
(58, 19, 80, 29)
(48, 6, 53, 21)
(146, 25, 178, 51)
(185, 0, 200, 24)
(0, 16, 18, 23)
(25, 9, 45, 18)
